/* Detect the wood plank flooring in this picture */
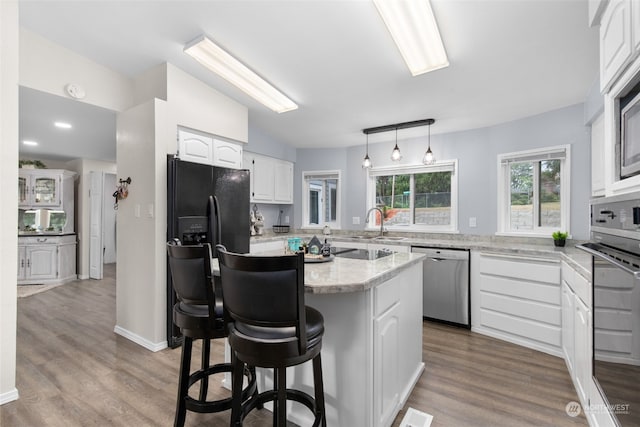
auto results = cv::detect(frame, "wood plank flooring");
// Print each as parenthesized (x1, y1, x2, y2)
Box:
(1, 265, 587, 426)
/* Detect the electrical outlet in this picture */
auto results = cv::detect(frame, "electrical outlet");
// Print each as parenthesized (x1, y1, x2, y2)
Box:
(285, 216, 290, 224)
(353, 216, 360, 225)
(469, 217, 477, 227)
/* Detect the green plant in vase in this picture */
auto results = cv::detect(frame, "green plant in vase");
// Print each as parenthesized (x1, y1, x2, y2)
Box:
(552, 230, 568, 247)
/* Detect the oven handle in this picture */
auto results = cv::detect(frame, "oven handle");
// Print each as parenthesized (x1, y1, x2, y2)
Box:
(576, 243, 640, 278)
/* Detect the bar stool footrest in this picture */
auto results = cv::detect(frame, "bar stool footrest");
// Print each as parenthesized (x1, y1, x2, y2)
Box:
(184, 363, 257, 414)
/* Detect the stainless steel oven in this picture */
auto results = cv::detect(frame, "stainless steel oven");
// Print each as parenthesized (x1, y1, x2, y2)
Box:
(577, 193, 640, 426)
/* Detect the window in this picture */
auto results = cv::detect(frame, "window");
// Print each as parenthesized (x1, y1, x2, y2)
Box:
(498, 145, 570, 236)
(367, 161, 458, 232)
(302, 170, 340, 229)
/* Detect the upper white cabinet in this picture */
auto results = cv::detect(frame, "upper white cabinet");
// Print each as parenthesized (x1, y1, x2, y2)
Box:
(178, 128, 243, 169)
(18, 169, 75, 210)
(600, 0, 634, 92)
(243, 152, 294, 204)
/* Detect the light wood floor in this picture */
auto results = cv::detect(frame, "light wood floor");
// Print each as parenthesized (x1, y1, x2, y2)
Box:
(1, 265, 587, 426)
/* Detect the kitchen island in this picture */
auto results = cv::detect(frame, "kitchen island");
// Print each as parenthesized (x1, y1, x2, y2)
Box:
(236, 249, 426, 427)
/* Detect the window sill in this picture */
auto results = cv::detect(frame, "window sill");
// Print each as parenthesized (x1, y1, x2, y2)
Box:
(495, 231, 570, 239)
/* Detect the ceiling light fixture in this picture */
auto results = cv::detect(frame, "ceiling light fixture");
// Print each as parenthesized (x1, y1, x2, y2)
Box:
(422, 118, 436, 165)
(391, 128, 402, 161)
(54, 121, 72, 129)
(23, 140, 38, 146)
(362, 133, 372, 169)
(373, 0, 449, 76)
(184, 35, 298, 114)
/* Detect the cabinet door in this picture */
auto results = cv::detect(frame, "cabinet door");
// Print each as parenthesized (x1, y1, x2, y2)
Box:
(374, 302, 401, 427)
(178, 129, 214, 166)
(18, 175, 29, 207)
(574, 297, 591, 406)
(17, 246, 26, 281)
(26, 245, 57, 280)
(32, 175, 61, 206)
(273, 160, 293, 204)
(600, 0, 633, 91)
(251, 156, 275, 202)
(213, 139, 243, 169)
(562, 281, 576, 376)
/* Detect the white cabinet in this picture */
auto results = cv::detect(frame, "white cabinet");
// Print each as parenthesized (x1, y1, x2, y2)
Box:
(373, 300, 401, 427)
(213, 139, 243, 169)
(17, 235, 77, 285)
(560, 261, 593, 414)
(178, 128, 243, 169)
(273, 160, 293, 203)
(243, 152, 294, 204)
(600, 0, 634, 92)
(18, 169, 74, 209)
(472, 252, 562, 356)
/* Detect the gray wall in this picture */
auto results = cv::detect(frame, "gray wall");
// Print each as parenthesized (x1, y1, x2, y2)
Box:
(295, 103, 592, 239)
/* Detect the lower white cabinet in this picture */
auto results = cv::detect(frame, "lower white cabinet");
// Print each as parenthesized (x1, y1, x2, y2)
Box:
(471, 252, 562, 356)
(373, 300, 401, 427)
(17, 234, 77, 285)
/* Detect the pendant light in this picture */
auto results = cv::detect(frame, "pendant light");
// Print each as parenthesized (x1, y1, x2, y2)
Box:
(390, 128, 402, 161)
(362, 133, 372, 168)
(422, 118, 436, 165)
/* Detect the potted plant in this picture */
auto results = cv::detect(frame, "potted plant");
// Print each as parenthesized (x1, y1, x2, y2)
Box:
(552, 231, 568, 247)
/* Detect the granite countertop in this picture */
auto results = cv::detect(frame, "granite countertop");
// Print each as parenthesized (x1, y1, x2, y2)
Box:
(251, 232, 592, 281)
(18, 232, 76, 237)
(212, 251, 426, 295)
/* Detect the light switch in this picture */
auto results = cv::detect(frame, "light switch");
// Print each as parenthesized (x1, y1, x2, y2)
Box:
(285, 216, 290, 224)
(469, 217, 477, 227)
(147, 204, 154, 218)
(353, 216, 360, 225)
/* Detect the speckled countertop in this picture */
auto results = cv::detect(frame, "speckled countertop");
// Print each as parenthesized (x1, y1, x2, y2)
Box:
(250, 231, 592, 282)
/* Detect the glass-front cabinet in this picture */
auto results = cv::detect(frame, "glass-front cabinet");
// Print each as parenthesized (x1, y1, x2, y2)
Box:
(18, 170, 66, 208)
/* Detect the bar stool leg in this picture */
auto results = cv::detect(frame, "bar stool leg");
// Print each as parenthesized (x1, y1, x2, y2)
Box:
(175, 336, 193, 427)
(199, 338, 210, 401)
(230, 353, 244, 427)
(276, 367, 287, 427)
(313, 354, 327, 427)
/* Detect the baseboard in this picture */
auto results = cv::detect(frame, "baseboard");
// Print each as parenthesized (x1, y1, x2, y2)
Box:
(113, 325, 167, 352)
(471, 326, 563, 358)
(0, 388, 19, 405)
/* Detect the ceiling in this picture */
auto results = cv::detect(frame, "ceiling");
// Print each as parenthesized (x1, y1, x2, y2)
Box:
(18, 0, 600, 162)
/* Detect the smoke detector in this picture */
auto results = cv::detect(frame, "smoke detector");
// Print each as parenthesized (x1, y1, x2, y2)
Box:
(64, 83, 86, 99)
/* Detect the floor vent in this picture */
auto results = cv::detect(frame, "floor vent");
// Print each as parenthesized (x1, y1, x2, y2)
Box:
(399, 408, 434, 427)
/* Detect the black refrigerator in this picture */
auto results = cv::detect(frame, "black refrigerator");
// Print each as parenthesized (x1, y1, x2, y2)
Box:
(166, 155, 250, 347)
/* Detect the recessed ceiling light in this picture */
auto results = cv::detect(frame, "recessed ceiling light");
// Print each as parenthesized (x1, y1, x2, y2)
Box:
(373, 0, 449, 76)
(54, 121, 72, 129)
(23, 140, 38, 146)
(184, 35, 298, 114)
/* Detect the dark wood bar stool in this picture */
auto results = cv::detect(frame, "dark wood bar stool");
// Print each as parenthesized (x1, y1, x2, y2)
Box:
(217, 245, 326, 427)
(166, 240, 257, 427)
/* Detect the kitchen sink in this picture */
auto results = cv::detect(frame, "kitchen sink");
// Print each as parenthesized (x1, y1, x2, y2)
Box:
(373, 236, 406, 241)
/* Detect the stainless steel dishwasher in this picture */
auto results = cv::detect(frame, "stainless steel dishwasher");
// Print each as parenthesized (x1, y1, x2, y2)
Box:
(411, 247, 470, 328)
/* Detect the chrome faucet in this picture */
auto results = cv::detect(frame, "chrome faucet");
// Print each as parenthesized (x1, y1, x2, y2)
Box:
(365, 207, 386, 236)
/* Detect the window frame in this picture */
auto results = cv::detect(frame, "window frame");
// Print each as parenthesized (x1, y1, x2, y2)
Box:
(497, 144, 571, 237)
(366, 160, 458, 233)
(301, 170, 341, 230)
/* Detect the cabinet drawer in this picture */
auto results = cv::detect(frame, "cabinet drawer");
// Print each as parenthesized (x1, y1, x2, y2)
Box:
(374, 278, 401, 317)
(479, 253, 559, 284)
(19, 236, 58, 245)
(562, 261, 591, 306)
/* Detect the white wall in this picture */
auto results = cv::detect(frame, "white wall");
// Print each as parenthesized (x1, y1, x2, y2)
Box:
(19, 28, 134, 112)
(65, 159, 117, 278)
(0, 0, 19, 406)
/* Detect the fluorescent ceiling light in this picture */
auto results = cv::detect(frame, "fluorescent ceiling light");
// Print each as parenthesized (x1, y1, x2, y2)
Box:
(23, 140, 38, 146)
(373, 0, 449, 76)
(184, 35, 298, 114)
(54, 121, 72, 129)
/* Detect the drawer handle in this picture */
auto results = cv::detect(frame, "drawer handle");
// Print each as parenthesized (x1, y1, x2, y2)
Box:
(37, 238, 48, 242)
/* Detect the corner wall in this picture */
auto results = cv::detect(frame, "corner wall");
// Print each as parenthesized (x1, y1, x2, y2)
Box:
(0, 0, 19, 405)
